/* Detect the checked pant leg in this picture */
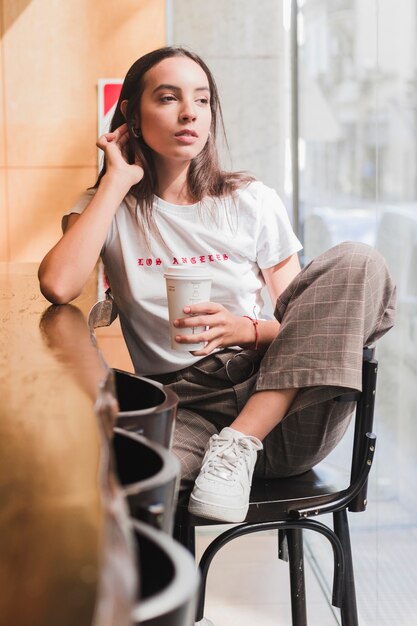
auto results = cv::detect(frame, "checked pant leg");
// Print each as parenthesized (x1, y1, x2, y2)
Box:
(253, 242, 396, 477)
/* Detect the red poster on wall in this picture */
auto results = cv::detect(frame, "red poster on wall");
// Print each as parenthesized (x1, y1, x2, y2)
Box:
(97, 79, 123, 170)
(96, 79, 123, 297)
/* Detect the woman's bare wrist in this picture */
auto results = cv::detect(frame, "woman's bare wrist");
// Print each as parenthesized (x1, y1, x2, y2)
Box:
(239, 315, 258, 348)
(239, 318, 280, 349)
(241, 315, 258, 349)
(101, 170, 134, 194)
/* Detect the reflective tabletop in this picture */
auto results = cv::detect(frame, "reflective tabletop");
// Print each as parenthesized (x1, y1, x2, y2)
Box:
(0, 263, 136, 626)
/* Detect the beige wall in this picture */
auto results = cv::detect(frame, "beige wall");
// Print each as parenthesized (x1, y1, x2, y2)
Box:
(0, 0, 166, 262)
(1, 0, 166, 371)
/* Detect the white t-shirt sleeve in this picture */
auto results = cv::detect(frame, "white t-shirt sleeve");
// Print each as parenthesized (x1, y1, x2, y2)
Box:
(254, 183, 302, 268)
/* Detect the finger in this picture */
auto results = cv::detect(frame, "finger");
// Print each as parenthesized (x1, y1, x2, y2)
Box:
(173, 323, 220, 346)
(96, 135, 111, 151)
(112, 123, 128, 138)
(173, 315, 214, 329)
(191, 338, 222, 356)
(100, 124, 129, 145)
(174, 324, 222, 347)
(183, 302, 222, 315)
(96, 132, 118, 150)
(191, 347, 211, 356)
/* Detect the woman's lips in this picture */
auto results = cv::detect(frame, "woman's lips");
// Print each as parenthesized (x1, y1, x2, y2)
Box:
(174, 129, 198, 144)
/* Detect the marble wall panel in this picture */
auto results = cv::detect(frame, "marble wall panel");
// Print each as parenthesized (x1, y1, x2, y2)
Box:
(171, 0, 282, 58)
(170, 0, 287, 197)
(207, 56, 285, 193)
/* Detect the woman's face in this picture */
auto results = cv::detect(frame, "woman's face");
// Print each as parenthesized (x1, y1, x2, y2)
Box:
(138, 56, 212, 166)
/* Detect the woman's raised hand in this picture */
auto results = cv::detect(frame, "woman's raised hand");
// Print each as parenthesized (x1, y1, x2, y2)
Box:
(96, 123, 144, 188)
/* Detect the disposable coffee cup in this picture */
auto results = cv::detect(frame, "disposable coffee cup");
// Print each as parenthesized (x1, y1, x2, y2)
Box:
(164, 266, 212, 352)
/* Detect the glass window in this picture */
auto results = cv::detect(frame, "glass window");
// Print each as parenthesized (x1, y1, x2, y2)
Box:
(298, 1, 417, 622)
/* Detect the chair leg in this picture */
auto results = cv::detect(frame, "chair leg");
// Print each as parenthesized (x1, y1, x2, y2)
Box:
(278, 529, 289, 561)
(333, 510, 358, 626)
(287, 528, 308, 626)
(173, 514, 196, 557)
(177, 518, 344, 624)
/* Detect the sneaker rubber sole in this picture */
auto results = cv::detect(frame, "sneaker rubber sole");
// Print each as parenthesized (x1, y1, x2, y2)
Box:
(188, 493, 249, 522)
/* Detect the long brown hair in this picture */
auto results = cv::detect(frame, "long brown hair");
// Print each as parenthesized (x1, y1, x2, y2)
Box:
(94, 46, 254, 234)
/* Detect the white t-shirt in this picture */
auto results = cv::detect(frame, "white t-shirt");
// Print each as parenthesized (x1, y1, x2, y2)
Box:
(67, 181, 302, 375)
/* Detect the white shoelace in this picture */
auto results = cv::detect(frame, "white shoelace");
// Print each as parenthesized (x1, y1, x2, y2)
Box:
(202, 435, 260, 481)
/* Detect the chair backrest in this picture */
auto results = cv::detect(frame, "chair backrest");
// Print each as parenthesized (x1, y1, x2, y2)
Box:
(348, 345, 378, 512)
(292, 345, 378, 519)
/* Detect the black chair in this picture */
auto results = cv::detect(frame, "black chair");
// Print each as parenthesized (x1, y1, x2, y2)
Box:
(174, 346, 378, 626)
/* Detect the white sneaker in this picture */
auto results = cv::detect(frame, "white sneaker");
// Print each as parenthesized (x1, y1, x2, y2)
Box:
(188, 427, 263, 522)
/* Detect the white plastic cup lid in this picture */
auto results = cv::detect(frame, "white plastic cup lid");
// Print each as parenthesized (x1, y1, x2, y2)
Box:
(163, 265, 212, 279)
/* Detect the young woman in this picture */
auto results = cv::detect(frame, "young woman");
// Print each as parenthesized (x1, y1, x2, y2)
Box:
(39, 46, 395, 523)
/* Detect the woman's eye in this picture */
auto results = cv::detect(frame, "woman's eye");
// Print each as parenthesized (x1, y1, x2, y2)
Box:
(197, 97, 209, 105)
(160, 95, 177, 103)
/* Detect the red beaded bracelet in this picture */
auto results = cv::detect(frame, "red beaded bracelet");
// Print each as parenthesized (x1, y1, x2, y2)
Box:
(242, 315, 259, 351)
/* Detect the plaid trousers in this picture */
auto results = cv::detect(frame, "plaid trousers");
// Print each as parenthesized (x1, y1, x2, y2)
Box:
(151, 242, 396, 484)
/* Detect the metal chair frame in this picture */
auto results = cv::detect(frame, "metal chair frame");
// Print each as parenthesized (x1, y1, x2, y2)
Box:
(174, 346, 378, 626)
